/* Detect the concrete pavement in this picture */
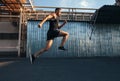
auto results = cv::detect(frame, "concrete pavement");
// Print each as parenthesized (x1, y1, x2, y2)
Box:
(0, 57, 120, 81)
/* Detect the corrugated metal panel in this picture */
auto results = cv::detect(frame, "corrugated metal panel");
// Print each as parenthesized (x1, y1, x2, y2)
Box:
(27, 21, 120, 57)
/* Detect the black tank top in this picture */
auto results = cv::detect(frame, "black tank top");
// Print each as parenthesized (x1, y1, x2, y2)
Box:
(49, 17, 59, 31)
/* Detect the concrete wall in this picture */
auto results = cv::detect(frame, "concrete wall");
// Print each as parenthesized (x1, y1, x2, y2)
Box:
(0, 40, 18, 51)
(0, 22, 18, 33)
(0, 22, 18, 56)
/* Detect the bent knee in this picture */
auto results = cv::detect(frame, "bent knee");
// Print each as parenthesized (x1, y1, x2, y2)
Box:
(63, 32, 69, 37)
(65, 32, 69, 37)
(66, 32, 69, 36)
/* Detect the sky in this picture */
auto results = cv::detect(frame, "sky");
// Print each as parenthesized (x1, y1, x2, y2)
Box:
(33, 0, 115, 9)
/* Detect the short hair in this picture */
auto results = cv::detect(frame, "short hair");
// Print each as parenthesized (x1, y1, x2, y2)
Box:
(55, 8, 61, 12)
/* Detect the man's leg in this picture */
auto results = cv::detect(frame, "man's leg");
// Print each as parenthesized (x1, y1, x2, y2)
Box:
(31, 40, 53, 63)
(34, 40, 53, 57)
(58, 30, 69, 50)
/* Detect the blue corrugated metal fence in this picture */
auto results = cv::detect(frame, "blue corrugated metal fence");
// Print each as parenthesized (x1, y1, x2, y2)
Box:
(27, 21, 120, 57)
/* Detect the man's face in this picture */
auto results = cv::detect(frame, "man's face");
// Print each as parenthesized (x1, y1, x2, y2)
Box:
(57, 9, 61, 17)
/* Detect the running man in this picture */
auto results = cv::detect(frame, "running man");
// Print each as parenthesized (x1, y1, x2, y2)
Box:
(30, 8, 69, 63)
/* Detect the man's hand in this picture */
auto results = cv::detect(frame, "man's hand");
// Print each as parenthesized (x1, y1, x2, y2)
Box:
(58, 20, 67, 29)
(38, 24, 42, 28)
(64, 20, 67, 24)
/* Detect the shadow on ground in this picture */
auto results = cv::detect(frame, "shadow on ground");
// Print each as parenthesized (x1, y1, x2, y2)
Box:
(0, 57, 120, 81)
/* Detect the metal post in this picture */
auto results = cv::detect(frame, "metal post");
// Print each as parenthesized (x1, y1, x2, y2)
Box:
(68, 9, 70, 20)
(83, 13, 85, 21)
(18, 8, 22, 57)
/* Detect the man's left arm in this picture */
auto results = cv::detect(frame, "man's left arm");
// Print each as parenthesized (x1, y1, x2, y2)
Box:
(58, 20, 67, 29)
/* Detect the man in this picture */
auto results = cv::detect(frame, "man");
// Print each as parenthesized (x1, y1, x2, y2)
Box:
(30, 8, 69, 64)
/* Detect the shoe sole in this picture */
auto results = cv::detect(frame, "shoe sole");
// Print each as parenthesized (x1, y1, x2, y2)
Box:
(58, 49, 68, 51)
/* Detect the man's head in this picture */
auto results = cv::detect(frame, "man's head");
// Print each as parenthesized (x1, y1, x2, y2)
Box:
(55, 8, 61, 17)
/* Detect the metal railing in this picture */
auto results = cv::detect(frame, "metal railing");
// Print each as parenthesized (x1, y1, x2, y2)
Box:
(25, 6, 97, 21)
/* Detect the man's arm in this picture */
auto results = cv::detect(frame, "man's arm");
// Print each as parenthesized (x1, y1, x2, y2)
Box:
(38, 13, 54, 28)
(58, 20, 67, 29)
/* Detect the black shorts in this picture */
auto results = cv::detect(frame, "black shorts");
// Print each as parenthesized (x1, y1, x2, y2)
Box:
(47, 30, 60, 40)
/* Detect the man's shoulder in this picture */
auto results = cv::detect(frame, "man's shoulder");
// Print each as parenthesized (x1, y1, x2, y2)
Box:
(50, 13, 56, 16)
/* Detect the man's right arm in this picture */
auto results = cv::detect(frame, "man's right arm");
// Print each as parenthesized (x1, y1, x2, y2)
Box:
(38, 13, 54, 28)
